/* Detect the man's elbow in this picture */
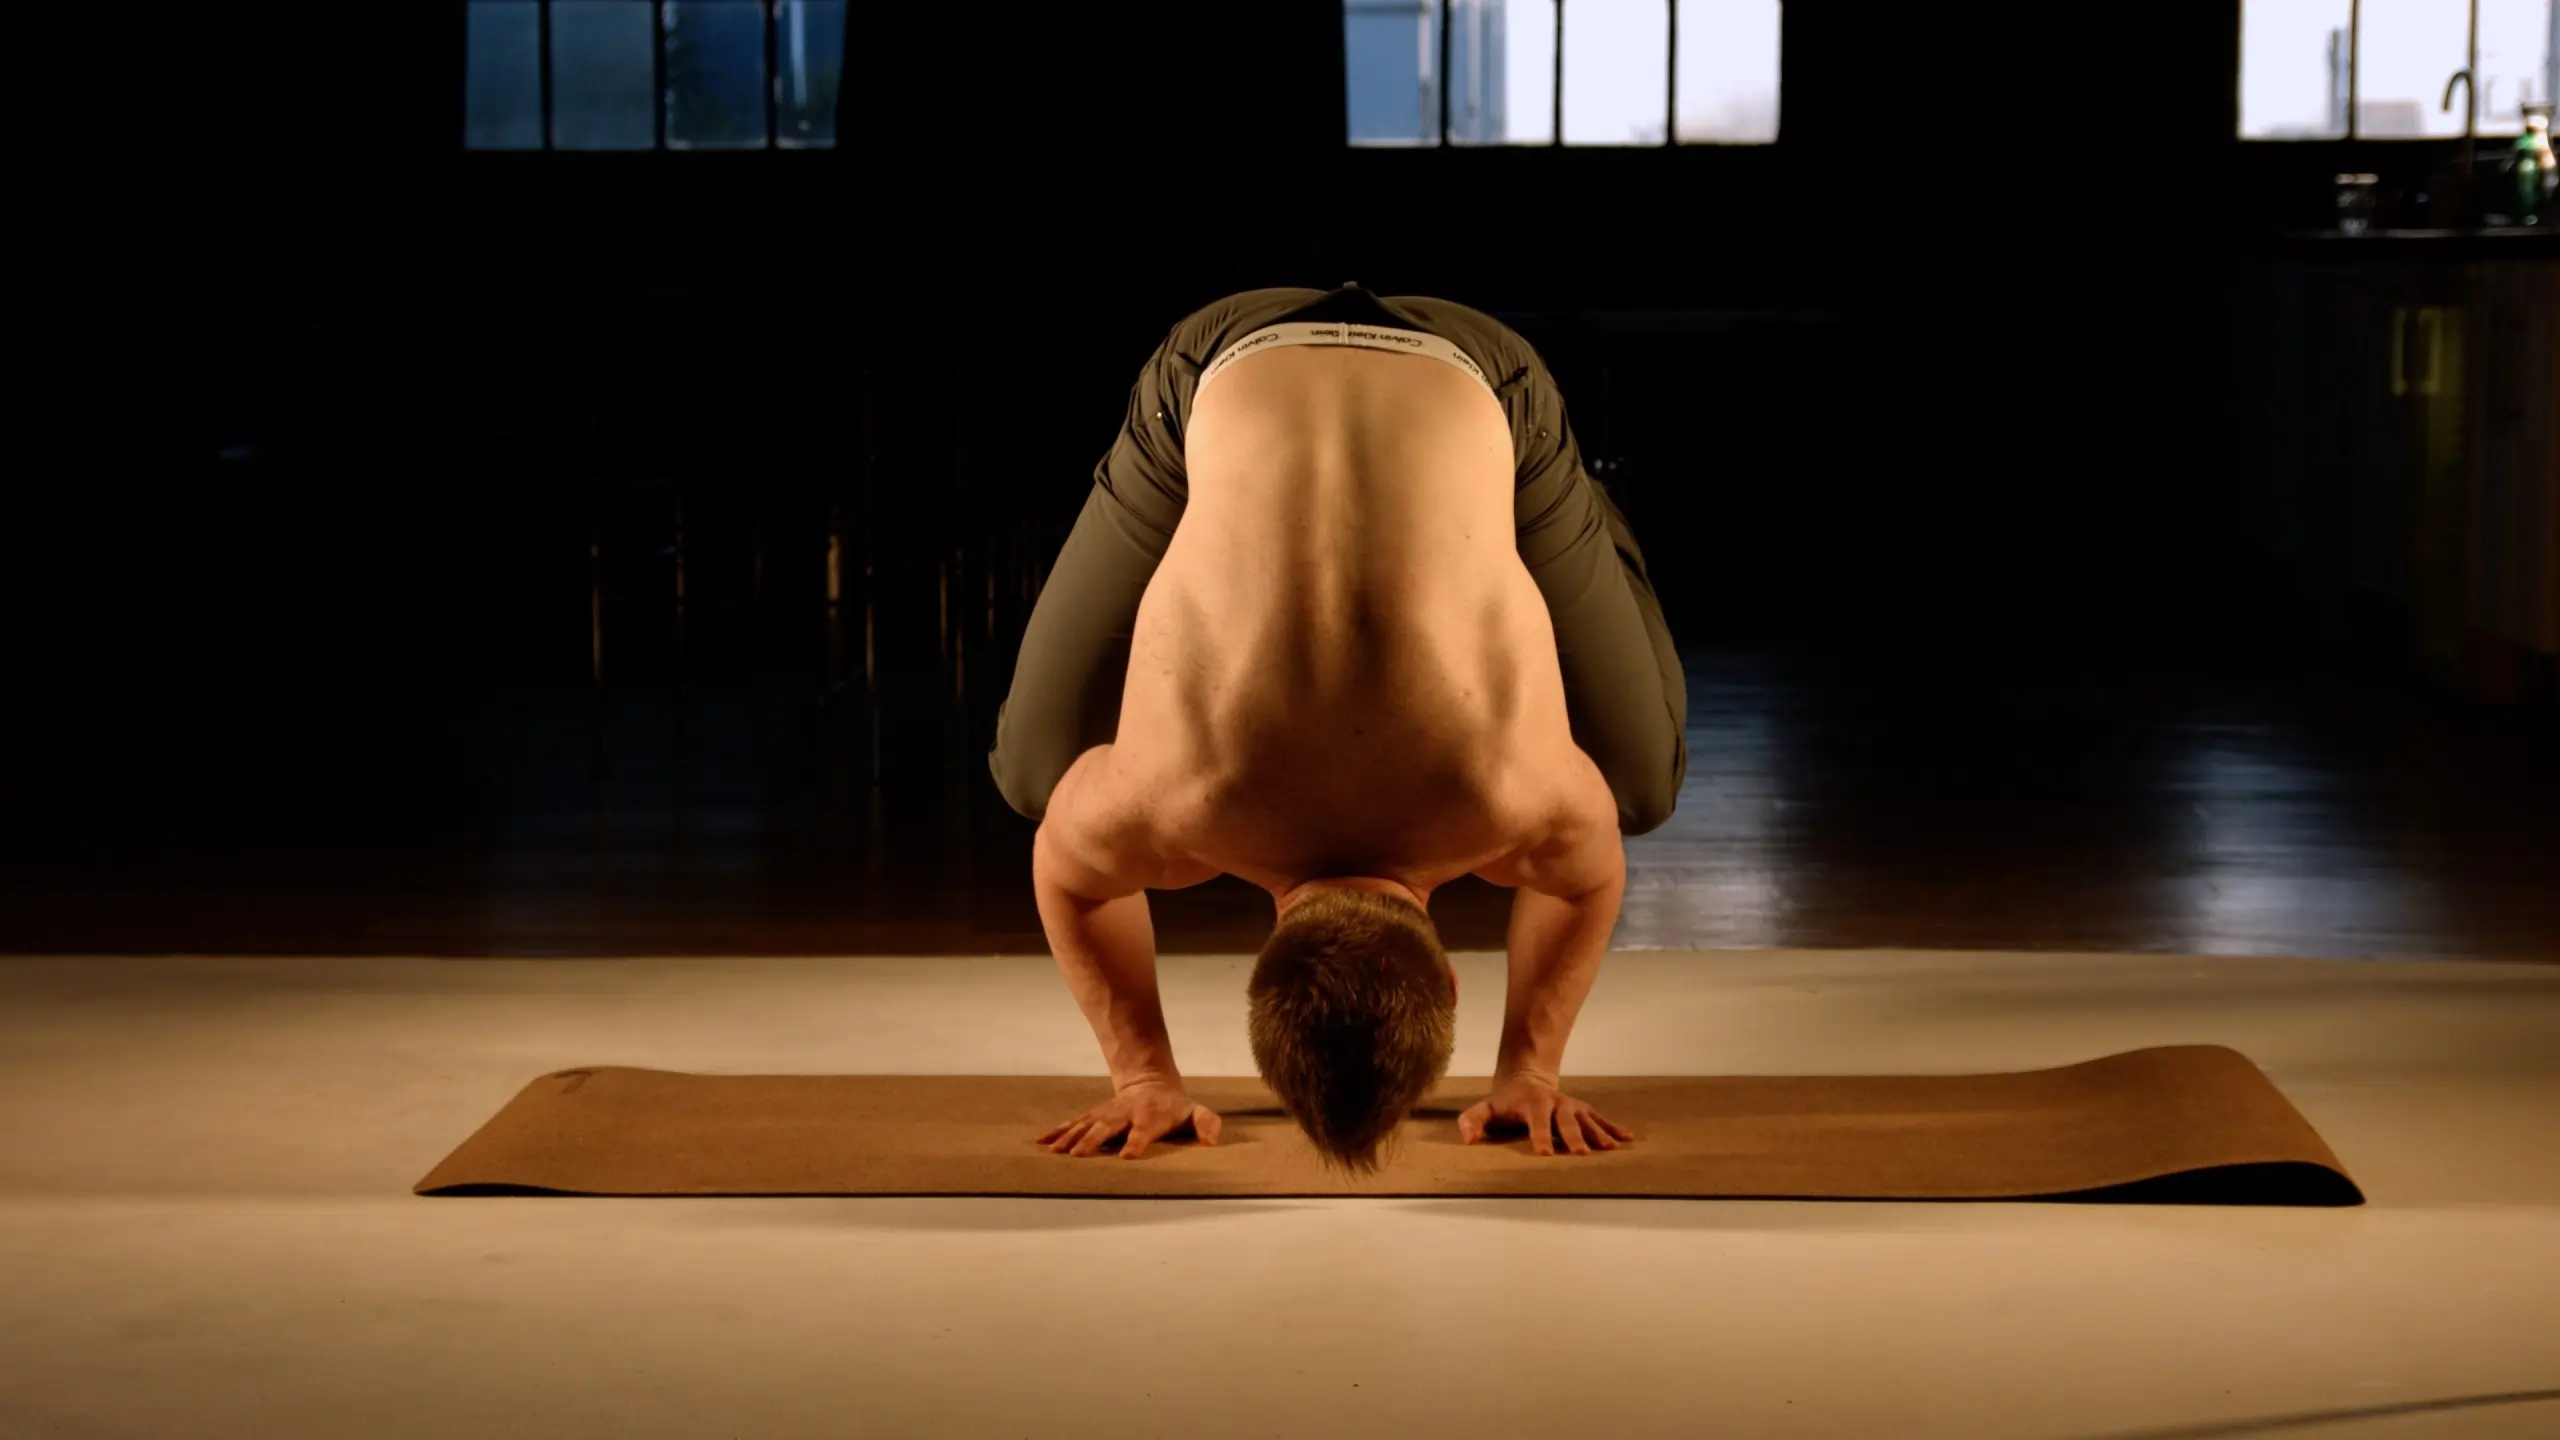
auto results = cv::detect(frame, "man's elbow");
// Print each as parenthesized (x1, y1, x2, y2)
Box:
(1031, 824, 1100, 906)
(1578, 850, 1630, 907)
(1541, 823, 1628, 907)
(1032, 813, 1152, 907)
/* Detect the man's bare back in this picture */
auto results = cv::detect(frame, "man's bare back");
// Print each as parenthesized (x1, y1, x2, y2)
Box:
(1094, 342, 1603, 898)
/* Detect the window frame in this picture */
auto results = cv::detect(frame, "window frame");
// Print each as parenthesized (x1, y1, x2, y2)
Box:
(1362, 0, 1779, 150)
(464, 0, 837, 152)
(2245, 0, 2552, 142)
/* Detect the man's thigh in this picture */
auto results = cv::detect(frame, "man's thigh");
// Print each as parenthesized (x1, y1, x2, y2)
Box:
(986, 487, 1161, 821)
(1552, 475, 1690, 835)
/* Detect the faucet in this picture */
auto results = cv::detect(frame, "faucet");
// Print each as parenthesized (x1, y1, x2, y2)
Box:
(2443, 0, 2483, 175)
(2444, 68, 2478, 177)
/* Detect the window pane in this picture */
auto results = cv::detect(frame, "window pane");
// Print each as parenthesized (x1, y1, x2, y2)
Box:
(2357, 0, 2472, 137)
(552, 1, 656, 150)
(2240, 0, 2352, 138)
(1448, 0, 1554, 145)
(1673, 0, 1778, 143)
(2476, 0, 2557, 135)
(776, 0, 845, 147)
(1345, 0, 1441, 145)
(464, 2, 543, 150)
(1562, 0, 1669, 145)
(666, 0, 767, 149)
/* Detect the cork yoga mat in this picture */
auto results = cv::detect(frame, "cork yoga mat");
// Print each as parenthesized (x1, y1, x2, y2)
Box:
(415, 1044, 2360, 1204)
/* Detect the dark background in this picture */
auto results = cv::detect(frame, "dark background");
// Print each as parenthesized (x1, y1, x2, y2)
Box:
(8, 2, 2554, 957)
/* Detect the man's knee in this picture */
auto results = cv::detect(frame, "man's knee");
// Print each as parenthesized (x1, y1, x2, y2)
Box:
(988, 747, 1055, 822)
(1615, 734, 1687, 838)
(986, 704, 1062, 821)
(988, 755, 1040, 822)
(1618, 787, 1676, 838)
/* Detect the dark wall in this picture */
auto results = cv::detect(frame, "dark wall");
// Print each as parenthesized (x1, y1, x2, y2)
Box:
(23, 1, 2456, 710)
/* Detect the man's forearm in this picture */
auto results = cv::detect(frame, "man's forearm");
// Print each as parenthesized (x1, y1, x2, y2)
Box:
(1495, 873, 1625, 1085)
(1034, 874, 1183, 1090)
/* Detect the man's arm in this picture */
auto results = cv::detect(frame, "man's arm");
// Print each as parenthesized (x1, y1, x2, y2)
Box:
(1032, 746, 1198, 1090)
(1473, 760, 1627, 1087)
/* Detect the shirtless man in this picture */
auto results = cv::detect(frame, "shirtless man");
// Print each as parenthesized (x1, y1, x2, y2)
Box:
(988, 284, 1689, 1174)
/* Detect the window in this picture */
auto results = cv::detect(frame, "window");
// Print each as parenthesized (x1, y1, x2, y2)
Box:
(465, 4, 546, 150)
(1344, 0, 1780, 147)
(2241, 0, 2556, 139)
(1673, 0, 1779, 143)
(463, 0, 846, 150)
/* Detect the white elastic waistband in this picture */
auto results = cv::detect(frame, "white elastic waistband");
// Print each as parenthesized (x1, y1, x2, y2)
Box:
(1196, 321, 1492, 397)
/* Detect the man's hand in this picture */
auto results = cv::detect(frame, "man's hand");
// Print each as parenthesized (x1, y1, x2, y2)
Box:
(1457, 1074, 1634, 1157)
(1034, 1079, 1224, 1160)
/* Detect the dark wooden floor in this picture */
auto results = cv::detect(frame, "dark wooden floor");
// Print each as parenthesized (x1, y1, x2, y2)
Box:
(5, 615, 2555, 961)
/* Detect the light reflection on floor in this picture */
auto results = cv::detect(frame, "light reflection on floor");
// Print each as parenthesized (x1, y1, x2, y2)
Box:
(2167, 738, 2441, 957)
(5, 601, 2555, 958)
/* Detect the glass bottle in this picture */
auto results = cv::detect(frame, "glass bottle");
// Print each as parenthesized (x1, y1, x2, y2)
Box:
(2512, 103, 2558, 226)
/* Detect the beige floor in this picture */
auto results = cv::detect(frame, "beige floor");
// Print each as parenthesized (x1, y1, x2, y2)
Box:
(0, 949, 2555, 1440)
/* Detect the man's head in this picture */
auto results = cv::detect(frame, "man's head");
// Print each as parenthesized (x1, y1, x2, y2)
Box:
(1247, 884, 1456, 1177)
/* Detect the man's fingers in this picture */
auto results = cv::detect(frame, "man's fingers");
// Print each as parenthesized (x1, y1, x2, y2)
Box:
(1058, 1093, 1619, 1161)
(1047, 1102, 1226, 1160)
(1558, 1106, 1592, 1156)
(1072, 1117, 1123, 1157)
(1119, 1111, 1175, 1160)
(1574, 1108, 1617, 1152)
(1124, 1106, 1221, 1158)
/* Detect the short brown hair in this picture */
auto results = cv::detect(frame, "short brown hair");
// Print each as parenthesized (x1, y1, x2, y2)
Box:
(1247, 889, 1456, 1177)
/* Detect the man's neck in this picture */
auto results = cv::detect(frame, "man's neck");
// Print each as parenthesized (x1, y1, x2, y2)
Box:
(1272, 875, 1431, 917)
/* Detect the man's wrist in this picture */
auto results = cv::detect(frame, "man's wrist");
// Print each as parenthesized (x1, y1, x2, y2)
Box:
(1492, 1053, 1560, 1088)
(1113, 1066, 1185, 1094)
(1098, 1015, 1182, 1092)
